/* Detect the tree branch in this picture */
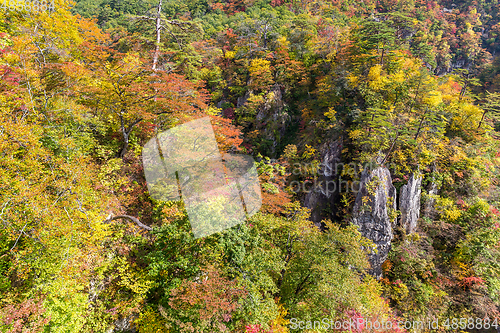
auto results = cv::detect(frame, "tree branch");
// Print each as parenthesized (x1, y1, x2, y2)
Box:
(104, 215, 152, 231)
(380, 130, 400, 166)
(126, 117, 144, 135)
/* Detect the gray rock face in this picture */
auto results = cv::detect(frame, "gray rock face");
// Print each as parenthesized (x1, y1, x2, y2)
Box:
(251, 84, 290, 155)
(423, 181, 439, 219)
(255, 85, 285, 122)
(303, 139, 343, 228)
(352, 167, 396, 278)
(237, 91, 251, 108)
(106, 317, 137, 333)
(399, 174, 422, 234)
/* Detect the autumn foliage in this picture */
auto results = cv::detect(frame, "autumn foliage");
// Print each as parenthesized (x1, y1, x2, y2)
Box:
(1, 0, 500, 332)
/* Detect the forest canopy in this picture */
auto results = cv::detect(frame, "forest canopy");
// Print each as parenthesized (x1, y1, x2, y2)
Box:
(1, 0, 500, 332)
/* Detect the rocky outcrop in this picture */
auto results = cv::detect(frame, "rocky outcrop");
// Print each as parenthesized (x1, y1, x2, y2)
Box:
(237, 91, 251, 108)
(255, 85, 285, 122)
(352, 167, 396, 278)
(422, 182, 439, 218)
(106, 317, 137, 333)
(303, 139, 343, 228)
(256, 85, 289, 154)
(230, 85, 290, 156)
(399, 174, 422, 234)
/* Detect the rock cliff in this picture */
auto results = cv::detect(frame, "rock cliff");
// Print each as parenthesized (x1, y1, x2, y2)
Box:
(352, 167, 396, 278)
(303, 139, 343, 228)
(399, 174, 422, 234)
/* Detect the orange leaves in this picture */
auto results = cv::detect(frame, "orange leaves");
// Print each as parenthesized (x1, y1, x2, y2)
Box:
(77, 45, 208, 119)
(258, 160, 292, 215)
(210, 115, 243, 151)
(168, 266, 247, 327)
(274, 38, 307, 89)
(211, 2, 225, 11)
(74, 16, 109, 46)
(458, 276, 485, 290)
(152, 72, 208, 115)
(72, 42, 209, 156)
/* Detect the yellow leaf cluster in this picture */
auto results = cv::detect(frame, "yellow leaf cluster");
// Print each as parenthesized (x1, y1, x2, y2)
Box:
(225, 50, 236, 59)
(205, 105, 223, 116)
(249, 58, 271, 75)
(435, 196, 462, 222)
(277, 36, 290, 49)
(391, 70, 406, 84)
(349, 129, 363, 140)
(302, 144, 317, 159)
(269, 301, 290, 333)
(423, 90, 443, 107)
(122, 52, 142, 68)
(324, 107, 337, 121)
(450, 103, 483, 130)
(368, 64, 384, 90)
(135, 307, 169, 333)
(347, 73, 359, 86)
(438, 77, 461, 103)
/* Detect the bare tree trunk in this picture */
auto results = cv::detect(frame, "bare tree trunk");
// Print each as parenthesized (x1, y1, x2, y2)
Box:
(414, 107, 429, 140)
(380, 131, 400, 165)
(119, 132, 129, 158)
(478, 110, 488, 130)
(152, 0, 163, 71)
(104, 215, 152, 231)
(459, 73, 469, 101)
(119, 114, 128, 158)
(119, 116, 143, 158)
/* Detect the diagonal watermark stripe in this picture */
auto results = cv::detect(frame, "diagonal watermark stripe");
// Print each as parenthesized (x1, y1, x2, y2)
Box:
(142, 117, 262, 238)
